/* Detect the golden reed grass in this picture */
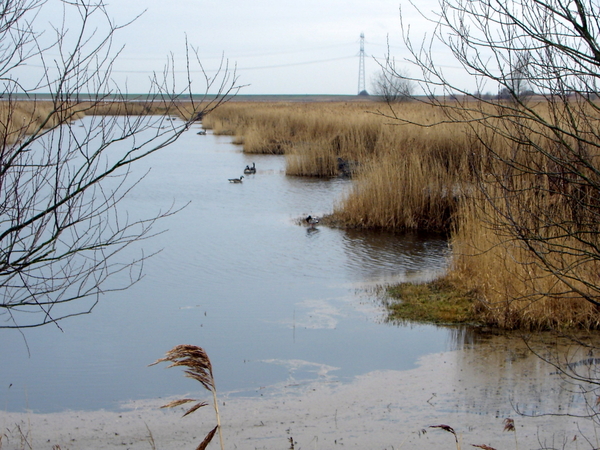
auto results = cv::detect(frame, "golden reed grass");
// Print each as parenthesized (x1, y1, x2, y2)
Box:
(0, 99, 198, 144)
(205, 99, 600, 330)
(150, 344, 224, 450)
(0, 101, 83, 143)
(203, 101, 476, 231)
(446, 101, 600, 330)
(450, 145, 600, 330)
(7, 98, 599, 329)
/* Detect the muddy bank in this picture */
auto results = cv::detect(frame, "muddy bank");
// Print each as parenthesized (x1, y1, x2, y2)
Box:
(1, 338, 594, 450)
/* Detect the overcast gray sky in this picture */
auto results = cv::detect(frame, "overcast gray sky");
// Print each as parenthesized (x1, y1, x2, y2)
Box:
(33, 0, 469, 95)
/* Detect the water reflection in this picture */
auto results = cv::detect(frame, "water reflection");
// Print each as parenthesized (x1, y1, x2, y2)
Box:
(0, 120, 454, 413)
(2, 117, 596, 425)
(306, 227, 320, 237)
(340, 229, 450, 284)
(446, 326, 495, 349)
(439, 327, 600, 417)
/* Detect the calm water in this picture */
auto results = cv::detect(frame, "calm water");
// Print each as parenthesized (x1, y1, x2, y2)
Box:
(2, 117, 598, 425)
(1, 117, 452, 413)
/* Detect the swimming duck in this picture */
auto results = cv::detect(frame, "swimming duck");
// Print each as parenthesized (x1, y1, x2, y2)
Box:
(228, 176, 244, 183)
(305, 215, 319, 225)
(243, 162, 256, 174)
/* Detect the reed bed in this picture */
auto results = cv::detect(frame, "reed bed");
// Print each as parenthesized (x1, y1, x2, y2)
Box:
(84, 100, 211, 119)
(83, 101, 174, 116)
(203, 102, 383, 161)
(0, 100, 194, 144)
(203, 101, 475, 231)
(333, 121, 475, 231)
(449, 125, 600, 330)
(204, 99, 600, 330)
(6, 97, 599, 329)
(450, 196, 600, 330)
(0, 101, 84, 143)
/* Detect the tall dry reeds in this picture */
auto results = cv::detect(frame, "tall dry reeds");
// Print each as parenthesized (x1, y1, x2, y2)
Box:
(450, 140, 600, 330)
(0, 99, 192, 145)
(203, 101, 474, 232)
(84, 100, 209, 119)
(202, 102, 384, 163)
(333, 119, 476, 231)
(203, 99, 600, 329)
(437, 98, 600, 330)
(0, 101, 84, 144)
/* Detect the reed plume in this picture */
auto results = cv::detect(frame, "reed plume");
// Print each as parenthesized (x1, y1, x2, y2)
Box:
(430, 424, 461, 450)
(150, 344, 224, 450)
(504, 418, 518, 450)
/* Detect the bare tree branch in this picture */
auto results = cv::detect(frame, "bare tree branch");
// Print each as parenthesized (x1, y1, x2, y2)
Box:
(0, 0, 241, 328)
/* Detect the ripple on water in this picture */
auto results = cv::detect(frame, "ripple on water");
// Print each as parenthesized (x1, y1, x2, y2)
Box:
(1, 123, 452, 413)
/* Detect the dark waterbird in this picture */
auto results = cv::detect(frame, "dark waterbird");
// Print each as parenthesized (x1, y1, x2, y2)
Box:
(305, 215, 319, 226)
(244, 162, 256, 174)
(228, 176, 244, 183)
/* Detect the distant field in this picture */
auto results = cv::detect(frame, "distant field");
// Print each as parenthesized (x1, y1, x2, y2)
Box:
(227, 94, 377, 102)
(6, 93, 379, 103)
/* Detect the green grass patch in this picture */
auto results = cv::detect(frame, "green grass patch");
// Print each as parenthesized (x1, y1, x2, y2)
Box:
(385, 278, 479, 325)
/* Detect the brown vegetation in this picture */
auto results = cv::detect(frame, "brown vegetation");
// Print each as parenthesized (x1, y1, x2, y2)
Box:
(0, 100, 200, 145)
(204, 99, 600, 330)
(0, 101, 82, 144)
(8, 98, 599, 330)
(150, 344, 224, 450)
(203, 101, 474, 232)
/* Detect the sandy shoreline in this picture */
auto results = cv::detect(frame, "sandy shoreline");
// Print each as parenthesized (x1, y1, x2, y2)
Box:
(1, 346, 595, 450)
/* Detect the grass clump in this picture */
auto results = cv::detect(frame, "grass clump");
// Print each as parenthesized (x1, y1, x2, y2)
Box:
(385, 278, 479, 325)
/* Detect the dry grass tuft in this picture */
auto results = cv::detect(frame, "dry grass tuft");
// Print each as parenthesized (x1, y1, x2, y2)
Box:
(471, 444, 497, 450)
(150, 344, 224, 450)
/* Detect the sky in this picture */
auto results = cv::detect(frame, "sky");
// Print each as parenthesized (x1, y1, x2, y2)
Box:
(25, 0, 471, 96)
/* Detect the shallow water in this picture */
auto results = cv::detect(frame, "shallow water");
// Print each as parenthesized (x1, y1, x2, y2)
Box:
(1, 118, 451, 413)
(1, 117, 598, 429)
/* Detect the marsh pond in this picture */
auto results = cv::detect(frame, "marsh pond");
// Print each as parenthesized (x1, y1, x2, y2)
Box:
(1, 116, 598, 449)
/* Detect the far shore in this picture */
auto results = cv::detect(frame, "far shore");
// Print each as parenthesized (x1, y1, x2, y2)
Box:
(2, 93, 380, 103)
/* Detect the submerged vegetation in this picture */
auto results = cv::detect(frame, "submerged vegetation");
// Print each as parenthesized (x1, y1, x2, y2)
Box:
(203, 99, 600, 331)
